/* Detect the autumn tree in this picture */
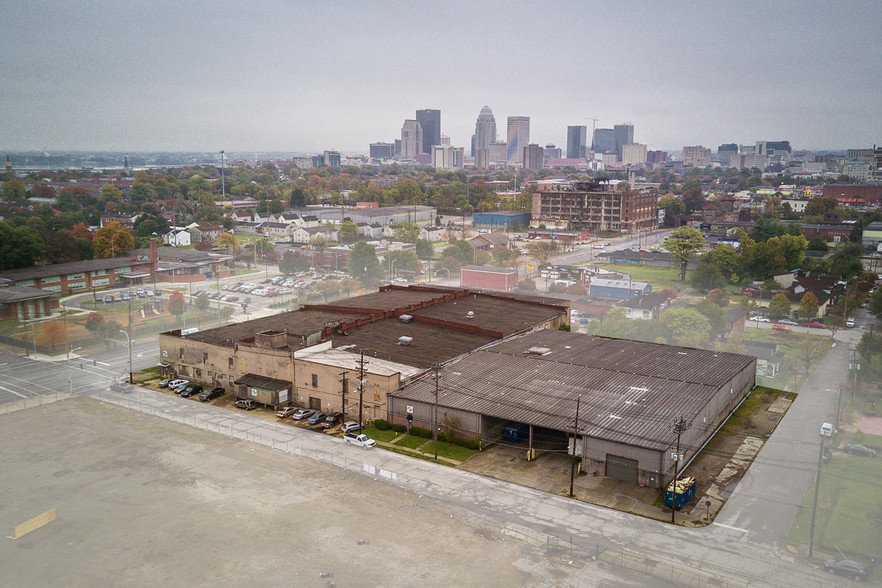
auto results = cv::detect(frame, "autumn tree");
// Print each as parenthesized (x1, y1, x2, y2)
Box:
(84, 312, 105, 340)
(93, 222, 135, 259)
(525, 240, 558, 266)
(706, 288, 730, 307)
(168, 291, 185, 323)
(315, 280, 341, 303)
(798, 292, 819, 319)
(339, 278, 361, 298)
(767, 293, 791, 318)
(663, 225, 706, 281)
(392, 222, 420, 244)
(216, 232, 238, 254)
(37, 320, 66, 352)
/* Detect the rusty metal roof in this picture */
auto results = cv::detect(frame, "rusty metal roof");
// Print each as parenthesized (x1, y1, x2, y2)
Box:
(392, 330, 756, 450)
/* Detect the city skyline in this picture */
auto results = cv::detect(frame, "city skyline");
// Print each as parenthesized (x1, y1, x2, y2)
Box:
(1, 1, 879, 153)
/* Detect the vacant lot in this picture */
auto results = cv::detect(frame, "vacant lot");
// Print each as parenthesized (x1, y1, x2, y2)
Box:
(787, 431, 882, 563)
(0, 398, 527, 587)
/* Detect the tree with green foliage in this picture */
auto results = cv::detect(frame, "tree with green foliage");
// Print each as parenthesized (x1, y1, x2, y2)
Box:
(694, 301, 727, 341)
(279, 251, 311, 275)
(443, 240, 475, 265)
(348, 241, 384, 282)
(661, 307, 712, 348)
(706, 288, 729, 307)
(1, 178, 27, 202)
(315, 280, 341, 303)
(415, 239, 434, 260)
(133, 213, 170, 238)
(339, 278, 361, 298)
(750, 217, 785, 242)
(386, 249, 420, 276)
(826, 242, 864, 280)
(798, 292, 819, 319)
(657, 193, 685, 228)
(524, 240, 558, 266)
(691, 258, 726, 292)
(0, 221, 47, 269)
(767, 293, 791, 318)
(663, 225, 706, 281)
(216, 232, 238, 254)
(392, 222, 420, 244)
(338, 220, 359, 244)
(194, 294, 211, 312)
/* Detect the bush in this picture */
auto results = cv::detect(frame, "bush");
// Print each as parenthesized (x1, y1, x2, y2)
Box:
(518, 279, 536, 291)
(374, 419, 390, 430)
(408, 426, 432, 439)
(452, 437, 481, 450)
(390, 423, 407, 433)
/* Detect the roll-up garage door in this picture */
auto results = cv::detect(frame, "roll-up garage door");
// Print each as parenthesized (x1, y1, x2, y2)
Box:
(606, 454, 638, 483)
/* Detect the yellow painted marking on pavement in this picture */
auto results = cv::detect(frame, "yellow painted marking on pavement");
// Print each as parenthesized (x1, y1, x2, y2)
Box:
(8, 508, 55, 539)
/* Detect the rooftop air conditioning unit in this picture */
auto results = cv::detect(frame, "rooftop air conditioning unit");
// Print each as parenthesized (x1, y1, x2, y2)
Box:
(398, 336, 413, 346)
(399, 314, 413, 323)
(466, 311, 475, 319)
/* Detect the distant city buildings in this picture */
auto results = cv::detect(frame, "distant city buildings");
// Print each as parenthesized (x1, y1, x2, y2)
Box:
(544, 144, 562, 159)
(370, 142, 394, 160)
(567, 125, 587, 159)
(613, 123, 634, 160)
(533, 180, 657, 233)
(506, 116, 530, 164)
(400, 120, 422, 160)
(621, 143, 647, 167)
(592, 128, 615, 156)
(416, 109, 441, 155)
(471, 106, 497, 157)
(682, 145, 712, 167)
(523, 144, 545, 171)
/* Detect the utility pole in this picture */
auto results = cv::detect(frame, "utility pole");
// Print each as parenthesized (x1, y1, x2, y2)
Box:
(433, 366, 440, 461)
(808, 434, 825, 558)
(850, 347, 860, 399)
(339, 371, 348, 419)
(357, 350, 367, 434)
(670, 417, 692, 524)
(569, 394, 581, 497)
(127, 294, 134, 383)
(219, 150, 225, 198)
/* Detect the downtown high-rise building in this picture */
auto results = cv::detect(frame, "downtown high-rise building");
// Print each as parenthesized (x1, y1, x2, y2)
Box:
(567, 125, 587, 159)
(416, 109, 441, 155)
(523, 144, 545, 171)
(593, 128, 615, 154)
(506, 116, 530, 164)
(613, 124, 634, 160)
(471, 106, 497, 156)
(400, 120, 423, 160)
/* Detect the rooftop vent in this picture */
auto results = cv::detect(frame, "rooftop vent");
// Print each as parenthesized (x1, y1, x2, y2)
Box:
(399, 314, 413, 323)
(398, 336, 413, 346)
(526, 346, 551, 355)
(466, 311, 475, 319)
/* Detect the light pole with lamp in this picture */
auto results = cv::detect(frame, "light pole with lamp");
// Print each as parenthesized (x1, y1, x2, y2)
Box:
(390, 258, 397, 281)
(808, 426, 827, 558)
(67, 346, 82, 395)
(119, 329, 133, 384)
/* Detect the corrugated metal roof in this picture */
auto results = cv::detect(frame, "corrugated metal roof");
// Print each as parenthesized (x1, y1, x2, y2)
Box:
(392, 330, 755, 451)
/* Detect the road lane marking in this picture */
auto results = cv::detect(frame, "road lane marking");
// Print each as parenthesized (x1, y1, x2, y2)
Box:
(711, 522, 749, 533)
(0, 384, 27, 398)
(8, 508, 55, 539)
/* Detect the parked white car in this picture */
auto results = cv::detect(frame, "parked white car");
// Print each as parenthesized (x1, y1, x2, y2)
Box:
(749, 316, 770, 323)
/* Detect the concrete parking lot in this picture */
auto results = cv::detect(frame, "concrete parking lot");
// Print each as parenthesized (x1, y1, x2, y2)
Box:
(0, 398, 659, 587)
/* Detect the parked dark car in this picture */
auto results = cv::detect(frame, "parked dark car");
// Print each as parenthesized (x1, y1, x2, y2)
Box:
(291, 408, 315, 421)
(235, 399, 256, 410)
(843, 443, 877, 457)
(180, 384, 203, 398)
(307, 412, 327, 425)
(321, 412, 343, 429)
(158, 378, 171, 388)
(199, 387, 225, 402)
(823, 559, 868, 581)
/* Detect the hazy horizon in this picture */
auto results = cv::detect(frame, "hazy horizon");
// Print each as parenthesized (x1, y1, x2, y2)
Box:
(2, 1, 879, 154)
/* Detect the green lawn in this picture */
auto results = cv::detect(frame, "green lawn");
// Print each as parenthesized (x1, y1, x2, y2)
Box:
(394, 434, 429, 450)
(787, 433, 882, 562)
(360, 426, 399, 443)
(598, 263, 687, 292)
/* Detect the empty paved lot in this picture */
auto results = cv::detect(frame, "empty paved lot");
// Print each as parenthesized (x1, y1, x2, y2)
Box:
(0, 397, 660, 587)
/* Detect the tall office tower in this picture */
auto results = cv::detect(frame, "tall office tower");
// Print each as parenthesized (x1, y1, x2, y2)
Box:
(613, 124, 634, 160)
(544, 144, 562, 159)
(416, 109, 441, 155)
(567, 126, 588, 158)
(471, 106, 497, 156)
(400, 120, 423, 159)
(506, 116, 530, 163)
(717, 143, 739, 166)
(523, 144, 545, 171)
(593, 128, 615, 154)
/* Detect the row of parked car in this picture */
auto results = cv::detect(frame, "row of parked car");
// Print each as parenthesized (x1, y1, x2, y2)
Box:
(103, 288, 155, 304)
(159, 378, 225, 402)
(275, 406, 364, 433)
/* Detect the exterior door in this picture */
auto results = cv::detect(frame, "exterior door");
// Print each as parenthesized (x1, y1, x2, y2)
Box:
(605, 454, 638, 483)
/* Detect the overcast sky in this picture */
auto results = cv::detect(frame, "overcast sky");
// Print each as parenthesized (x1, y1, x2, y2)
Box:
(2, 1, 879, 154)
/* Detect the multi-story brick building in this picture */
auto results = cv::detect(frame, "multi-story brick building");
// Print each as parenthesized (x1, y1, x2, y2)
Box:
(532, 180, 657, 233)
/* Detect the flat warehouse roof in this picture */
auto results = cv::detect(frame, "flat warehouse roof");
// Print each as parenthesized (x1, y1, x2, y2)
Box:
(392, 330, 756, 451)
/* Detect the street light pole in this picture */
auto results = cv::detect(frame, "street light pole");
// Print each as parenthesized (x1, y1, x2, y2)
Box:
(119, 329, 133, 384)
(808, 433, 826, 558)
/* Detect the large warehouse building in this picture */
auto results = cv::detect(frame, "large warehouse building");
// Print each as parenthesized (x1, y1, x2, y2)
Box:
(159, 285, 568, 421)
(389, 329, 756, 488)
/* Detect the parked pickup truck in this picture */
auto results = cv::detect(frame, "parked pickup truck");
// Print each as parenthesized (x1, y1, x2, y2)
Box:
(343, 433, 376, 449)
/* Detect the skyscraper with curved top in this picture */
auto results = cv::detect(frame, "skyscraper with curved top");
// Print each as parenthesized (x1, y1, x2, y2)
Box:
(471, 106, 497, 156)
